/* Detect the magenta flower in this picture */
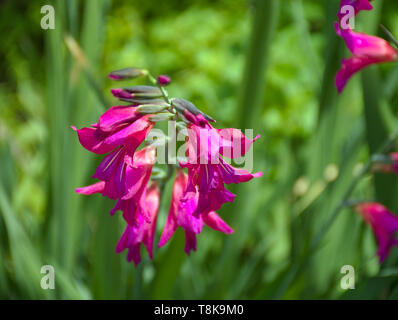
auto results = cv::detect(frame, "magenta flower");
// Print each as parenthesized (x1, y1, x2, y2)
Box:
(356, 202, 398, 263)
(179, 122, 262, 216)
(76, 146, 156, 223)
(159, 170, 233, 254)
(73, 107, 155, 200)
(335, 24, 398, 92)
(337, 0, 373, 26)
(116, 183, 160, 266)
(74, 68, 263, 265)
(72, 108, 154, 157)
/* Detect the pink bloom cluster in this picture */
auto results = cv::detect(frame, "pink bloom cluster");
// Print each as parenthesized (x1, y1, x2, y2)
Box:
(159, 105, 262, 253)
(73, 71, 262, 265)
(356, 203, 398, 263)
(335, 0, 398, 92)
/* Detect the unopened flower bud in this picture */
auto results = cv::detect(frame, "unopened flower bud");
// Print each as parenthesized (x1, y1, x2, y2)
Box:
(171, 98, 215, 126)
(124, 85, 162, 95)
(149, 112, 175, 122)
(108, 67, 147, 80)
(111, 88, 133, 99)
(137, 104, 170, 115)
(111, 86, 163, 100)
(157, 75, 171, 86)
(119, 98, 167, 105)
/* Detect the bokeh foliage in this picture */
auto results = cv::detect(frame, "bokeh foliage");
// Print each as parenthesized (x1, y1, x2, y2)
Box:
(1, 0, 398, 299)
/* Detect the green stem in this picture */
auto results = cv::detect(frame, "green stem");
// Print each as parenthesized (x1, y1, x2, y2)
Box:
(146, 72, 177, 192)
(237, 0, 279, 129)
(147, 73, 172, 106)
(380, 24, 398, 48)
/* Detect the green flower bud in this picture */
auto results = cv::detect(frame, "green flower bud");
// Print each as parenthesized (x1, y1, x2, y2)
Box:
(137, 104, 170, 114)
(148, 112, 175, 122)
(108, 68, 147, 80)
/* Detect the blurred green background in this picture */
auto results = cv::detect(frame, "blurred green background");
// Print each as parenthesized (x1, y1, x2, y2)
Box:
(1, 0, 398, 299)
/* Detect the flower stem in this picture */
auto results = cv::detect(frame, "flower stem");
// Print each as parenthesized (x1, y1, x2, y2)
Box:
(147, 73, 172, 105)
(144, 72, 177, 192)
(380, 24, 398, 49)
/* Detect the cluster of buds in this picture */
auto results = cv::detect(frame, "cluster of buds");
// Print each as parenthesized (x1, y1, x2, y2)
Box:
(335, 0, 398, 93)
(73, 67, 262, 266)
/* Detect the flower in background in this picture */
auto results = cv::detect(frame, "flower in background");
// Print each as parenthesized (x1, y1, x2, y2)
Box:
(115, 183, 160, 266)
(371, 152, 398, 174)
(159, 169, 233, 254)
(388, 153, 398, 174)
(356, 202, 398, 263)
(335, 23, 398, 92)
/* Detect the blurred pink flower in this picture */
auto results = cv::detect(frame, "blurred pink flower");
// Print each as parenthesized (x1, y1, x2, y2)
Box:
(159, 170, 233, 254)
(372, 153, 398, 174)
(356, 202, 398, 263)
(335, 23, 398, 92)
(390, 153, 398, 173)
(116, 183, 160, 266)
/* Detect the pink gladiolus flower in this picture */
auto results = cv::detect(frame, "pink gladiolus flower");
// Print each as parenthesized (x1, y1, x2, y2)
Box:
(75, 69, 263, 265)
(335, 23, 398, 93)
(338, 0, 373, 26)
(116, 183, 160, 266)
(73, 109, 154, 199)
(110, 147, 156, 225)
(159, 170, 233, 254)
(72, 109, 153, 156)
(76, 147, 156, 221)
(356, 202, 398, 263)
(179, 122, 262, 216)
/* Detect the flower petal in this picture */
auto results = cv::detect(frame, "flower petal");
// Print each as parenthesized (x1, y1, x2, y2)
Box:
(98, 105, 140, 132)
(75, 181, 105, 195)
(72, 125, 115, 154)
(202, 211, 234, 234)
